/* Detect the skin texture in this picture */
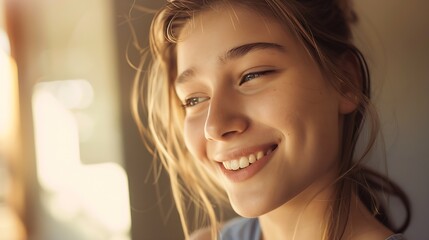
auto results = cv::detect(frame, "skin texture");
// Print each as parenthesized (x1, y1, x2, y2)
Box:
(175, 5, 392, 240)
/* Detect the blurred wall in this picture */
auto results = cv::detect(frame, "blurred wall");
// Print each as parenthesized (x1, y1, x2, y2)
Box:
(8, 0, 133, 239)
(353, 1, 429, 239)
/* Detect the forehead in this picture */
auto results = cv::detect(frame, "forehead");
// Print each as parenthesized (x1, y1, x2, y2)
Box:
(175, 5, 295, 73)
(177, 4, 283, 42)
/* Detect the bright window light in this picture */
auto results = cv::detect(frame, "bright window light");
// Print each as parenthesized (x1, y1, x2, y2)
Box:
(0, 28, 27, 240)
(32, 80, 131, 239)
(0, 30, 17, 142)
(0, 29, 10, 54)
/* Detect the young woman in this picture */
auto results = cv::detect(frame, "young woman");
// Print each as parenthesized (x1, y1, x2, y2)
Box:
(133, 0, 410, 239)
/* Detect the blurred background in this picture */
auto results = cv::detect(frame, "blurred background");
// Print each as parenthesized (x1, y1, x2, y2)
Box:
(0, 0, 427, 239)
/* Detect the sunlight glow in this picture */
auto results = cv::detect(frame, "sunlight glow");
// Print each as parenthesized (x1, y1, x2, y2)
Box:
(0, 29, 10, 54)
(0, 27, 26, 240)
(0, 31, 18, 144)
(32, 80, 131, 237)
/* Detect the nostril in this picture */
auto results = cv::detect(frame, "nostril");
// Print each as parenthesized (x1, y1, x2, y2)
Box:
(221, 130, 240, 138)
(203, 100, 249, 141)
(204, 116, 249, 141)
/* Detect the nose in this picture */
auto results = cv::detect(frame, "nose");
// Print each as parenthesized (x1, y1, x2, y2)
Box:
(204, 93, 249, 141)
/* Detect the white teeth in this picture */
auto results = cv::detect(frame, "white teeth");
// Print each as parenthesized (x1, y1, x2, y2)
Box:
(223, 161, 231, 170)
(230, 160, 239, 170)
(239, 156, 250, 168)
(222, 149, 275, 171)
(248, 154, 256, 163)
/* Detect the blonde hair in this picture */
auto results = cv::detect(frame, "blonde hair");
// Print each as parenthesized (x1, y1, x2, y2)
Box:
(132, 0, 410, 239)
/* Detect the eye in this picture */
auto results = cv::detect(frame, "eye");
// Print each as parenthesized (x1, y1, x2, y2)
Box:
(239, 70, 274, 85)
(182, 96, 210, 108)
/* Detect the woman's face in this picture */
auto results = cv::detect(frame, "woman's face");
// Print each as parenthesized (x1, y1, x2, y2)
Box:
(174, 6, 353, 217)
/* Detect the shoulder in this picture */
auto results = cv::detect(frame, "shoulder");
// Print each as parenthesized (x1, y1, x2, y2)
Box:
(220, 217, 260, 240)
(190, 218, 259, 240)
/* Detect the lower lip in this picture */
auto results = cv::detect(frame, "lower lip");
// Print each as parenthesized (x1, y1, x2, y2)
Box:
(219, 147, 277, 182)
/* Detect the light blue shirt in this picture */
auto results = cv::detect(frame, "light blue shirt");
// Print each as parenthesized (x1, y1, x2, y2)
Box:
(220, 218, 406, 240)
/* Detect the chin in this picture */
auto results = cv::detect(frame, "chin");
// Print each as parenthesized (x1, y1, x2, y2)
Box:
(231, 205, 264, 218)
(228, 194, 285, 218)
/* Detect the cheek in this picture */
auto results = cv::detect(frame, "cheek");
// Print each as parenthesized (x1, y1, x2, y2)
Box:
(263, 85, 341, 161)
(183, 115, 207, 161)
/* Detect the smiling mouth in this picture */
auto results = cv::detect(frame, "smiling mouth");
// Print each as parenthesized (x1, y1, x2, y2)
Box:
(222, 144, 278, 171)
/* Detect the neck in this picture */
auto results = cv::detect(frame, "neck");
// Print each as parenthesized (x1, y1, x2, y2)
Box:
(259, 182, 335, 240)
(258, 186, 393, 240)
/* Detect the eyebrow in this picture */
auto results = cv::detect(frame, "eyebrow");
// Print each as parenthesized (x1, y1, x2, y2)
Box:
(221, 42, 285, 62)
(175, 42, 285, 85)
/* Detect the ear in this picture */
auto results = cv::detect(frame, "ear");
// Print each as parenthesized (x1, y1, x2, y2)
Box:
(338, 51, 361, 114)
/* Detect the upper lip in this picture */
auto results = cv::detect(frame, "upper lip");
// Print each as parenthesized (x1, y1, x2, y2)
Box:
(212, 142, 279, 162)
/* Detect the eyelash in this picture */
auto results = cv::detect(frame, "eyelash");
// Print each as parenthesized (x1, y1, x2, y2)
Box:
(182, 96, 209, 108)
(239, 70, 274, 85)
